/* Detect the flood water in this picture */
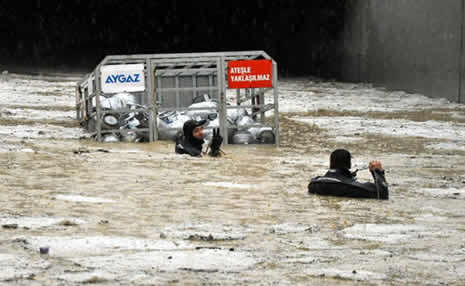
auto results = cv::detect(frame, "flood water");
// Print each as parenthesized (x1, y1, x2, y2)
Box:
(1, 73, 465, 285)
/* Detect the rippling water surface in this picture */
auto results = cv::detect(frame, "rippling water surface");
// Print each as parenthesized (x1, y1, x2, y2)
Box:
(1, 74, 465, 285)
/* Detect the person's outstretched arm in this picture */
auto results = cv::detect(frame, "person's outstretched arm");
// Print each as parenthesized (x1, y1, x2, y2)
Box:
(208, 128, 223, 157)
(368, 161, 389, 199)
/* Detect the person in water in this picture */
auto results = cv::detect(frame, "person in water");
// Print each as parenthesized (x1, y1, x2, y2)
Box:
(175, 119, 223, 157)
(308, 149, 389, 199)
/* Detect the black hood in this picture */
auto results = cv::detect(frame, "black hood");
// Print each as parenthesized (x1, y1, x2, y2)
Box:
(183, 119, 206, 144)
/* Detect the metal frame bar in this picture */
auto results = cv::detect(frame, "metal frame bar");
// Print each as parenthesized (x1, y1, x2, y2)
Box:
(75, 86, 81, 122)
(158, 106, 219, 112)
(100, 108, 148, 114)
(92, 128, 151, 135)
(175, 76, 180, 108)
(145, 58, 155, 141)
(94, 65, 102, 142)
(101, 50, 270, 63)
(218, 57, 228, 145)
(152, 65, 159, 141)
(155, 86, 217, 92)
(156, 124, 275, 132)
(192, 74, 197, 100)
(272, 60, 280, 147)
(155, 68, 217, 76)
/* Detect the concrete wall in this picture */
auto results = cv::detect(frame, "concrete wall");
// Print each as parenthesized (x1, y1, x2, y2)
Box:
(340, 0, 465, 103)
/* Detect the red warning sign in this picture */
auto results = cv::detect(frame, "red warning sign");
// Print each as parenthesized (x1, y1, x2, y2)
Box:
(227, 60, 272, 89)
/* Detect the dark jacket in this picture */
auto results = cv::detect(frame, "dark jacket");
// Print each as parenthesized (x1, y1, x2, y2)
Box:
(175, 120, 205, 157)
(308, 168, 389, 200)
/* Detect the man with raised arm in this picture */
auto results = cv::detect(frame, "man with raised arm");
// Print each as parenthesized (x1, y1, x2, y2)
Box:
(308, 149, 389, 200)
(175, 119, 223, 157)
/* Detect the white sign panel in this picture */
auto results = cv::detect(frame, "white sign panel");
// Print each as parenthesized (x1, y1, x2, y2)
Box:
(100, 64, 145, 93)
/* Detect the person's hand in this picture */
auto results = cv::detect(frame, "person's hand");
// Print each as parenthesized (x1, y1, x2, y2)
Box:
(209, 128, 223, 157)
(368, 160, 383, 171)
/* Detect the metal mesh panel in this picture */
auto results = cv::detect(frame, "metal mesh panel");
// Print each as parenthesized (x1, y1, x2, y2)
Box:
(179, 76, 194, 107)
(158, 77, 176, 108)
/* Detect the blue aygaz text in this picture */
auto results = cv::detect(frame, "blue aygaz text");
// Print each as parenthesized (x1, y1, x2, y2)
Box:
(105, 74, 141, 84)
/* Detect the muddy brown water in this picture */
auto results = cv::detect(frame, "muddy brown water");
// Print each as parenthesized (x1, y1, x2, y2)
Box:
(1, 75, 465, 285)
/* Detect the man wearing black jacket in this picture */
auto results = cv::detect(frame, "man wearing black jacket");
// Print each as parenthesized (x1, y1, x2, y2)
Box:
(175, 119, 223, 157)
(308, 149, 389, 200)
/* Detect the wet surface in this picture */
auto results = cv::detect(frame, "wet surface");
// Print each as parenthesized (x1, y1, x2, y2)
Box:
(1, 73, 465, 285)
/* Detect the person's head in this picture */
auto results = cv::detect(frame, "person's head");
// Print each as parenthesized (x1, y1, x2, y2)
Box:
(330, 149, 352, 169)
(183, 119, 206, 141)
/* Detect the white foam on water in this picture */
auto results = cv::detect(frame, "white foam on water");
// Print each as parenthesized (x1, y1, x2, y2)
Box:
(161, 223, 249, 241)
(0, 124, 82, 140)
(0, 216, 86, 229)
(0, 76, 75, 108)
(426, 142, 465, 151)
(414, 213, 449, 223)
(269, 223, 319, 235)
(342, 224, 431, 243)
(304, 268, 387, 281)
(54, 271, 114, 284)
(273, 79, 458, 113)
(415, 188, 465, 199)
(21, 236, 189, 258)
(0, 107, 75, 121)
(0, 142, 25, 152)
(70, 249, 258, 273)
(0, 253, 49, 281)
(329, 136, 365, 143)
(292, 116, 465, 141)
(55, 194, 115, 203)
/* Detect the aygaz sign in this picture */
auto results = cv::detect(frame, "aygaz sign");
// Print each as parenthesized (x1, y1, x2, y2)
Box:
(100, 64, 145, 93)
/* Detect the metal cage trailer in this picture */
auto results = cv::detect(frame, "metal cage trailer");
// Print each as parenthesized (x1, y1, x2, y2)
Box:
(76, 51, 279, 146)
